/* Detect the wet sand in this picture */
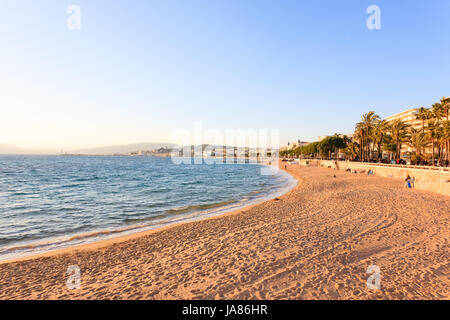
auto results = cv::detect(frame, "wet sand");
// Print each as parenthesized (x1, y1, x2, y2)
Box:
(0, 164, 448, 299)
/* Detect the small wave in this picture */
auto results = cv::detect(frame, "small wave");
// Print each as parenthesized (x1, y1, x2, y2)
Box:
(0, 225, 123, 255)
(145, 188, 171, 194)
(60, 183, 83, 189)
(66, 229, 126, 241)
(0, 224, 94, 251)
(74, 176, 101, 182)
(136, 202, 167, 209)
(11, 192, 33, 196)
(123, 213, 168, 224)
(166, 200, 237, 215)
(59, 207, 80, 212)
(180, 180, 202, 186)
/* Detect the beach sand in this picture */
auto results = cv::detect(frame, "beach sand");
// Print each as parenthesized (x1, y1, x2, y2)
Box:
(0, 163, 448, 300)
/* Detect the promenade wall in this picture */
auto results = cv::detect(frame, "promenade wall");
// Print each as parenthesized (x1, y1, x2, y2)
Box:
(298, 160, 450, 197)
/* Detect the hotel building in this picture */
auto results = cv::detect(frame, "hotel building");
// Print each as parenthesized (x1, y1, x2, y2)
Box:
(384, 108, 422, 130)
(383, 108, 421, 155)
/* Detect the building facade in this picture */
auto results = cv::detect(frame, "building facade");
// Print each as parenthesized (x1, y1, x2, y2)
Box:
(384, 108, 421, 130)
(384, 108, 423, 156)
(280, 140, 310, 152)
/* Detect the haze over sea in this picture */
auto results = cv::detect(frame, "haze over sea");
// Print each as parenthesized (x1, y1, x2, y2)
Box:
(0, 156, 295, 261)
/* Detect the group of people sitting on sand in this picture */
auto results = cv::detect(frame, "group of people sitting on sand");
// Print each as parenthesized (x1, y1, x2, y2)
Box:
(344, 168, 415, 189)
(345, 168, 367, 174)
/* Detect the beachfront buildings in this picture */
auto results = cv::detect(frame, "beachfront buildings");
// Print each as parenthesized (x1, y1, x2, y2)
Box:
(377, 102, 448, 160)
(384, 108, 421, 155)
(384, 108, 422, 130)
(280, 140, 310, 152)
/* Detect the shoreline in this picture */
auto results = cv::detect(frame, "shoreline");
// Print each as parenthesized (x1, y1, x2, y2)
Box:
(1, 163, 448, 300)
(0, 163, 298, 265)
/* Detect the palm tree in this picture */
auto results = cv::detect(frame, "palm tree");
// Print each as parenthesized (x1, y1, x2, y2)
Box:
(426, 121, 439, 166)
(436, 125, 445, 162)
(343, 142, 360, 161)
(408, 128, 429, 163)
(431, 102, 444, 122)
(440, 97, 450, 121)
(372, 120, 388, 160)
(356, 111, 380, 161)
(443, 120, 450, 161)
(416, 107, 431, 133)
(430, 102, 446, 162)
(382, 142, 397, 162)
(355, 122, 365, 161)
(389, 119, 410, 160)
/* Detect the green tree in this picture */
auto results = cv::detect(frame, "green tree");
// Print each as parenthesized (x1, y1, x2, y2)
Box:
(382, 143, 397, 162)
(343, 142, 360, 160)
(300, 142, 320, 158)
(415, 107, 431, 133)
(440, 97, 450, 121)
(431, 102, 444, 122)
(407, 128, 429, 163)
(355, 111, 380, 161)
(318, 135, 347, 160)
(426, 121, 439, 166)
(389, 119, 410, 160)
(372, 120, 389, 160)
(443, 120, 450, 161)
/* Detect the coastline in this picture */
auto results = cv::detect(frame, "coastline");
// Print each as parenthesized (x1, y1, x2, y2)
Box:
(0, 163, 298, 265)
(1, 163, 448, 300)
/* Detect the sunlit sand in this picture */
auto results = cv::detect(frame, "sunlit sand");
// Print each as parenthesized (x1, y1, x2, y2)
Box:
(0, 163, 448, 300)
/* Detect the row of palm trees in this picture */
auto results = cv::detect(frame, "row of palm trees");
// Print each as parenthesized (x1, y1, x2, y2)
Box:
(352, 96, 450, 165)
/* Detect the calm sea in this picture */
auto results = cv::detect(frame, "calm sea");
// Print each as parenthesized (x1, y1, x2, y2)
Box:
(0, 155, 296, 261)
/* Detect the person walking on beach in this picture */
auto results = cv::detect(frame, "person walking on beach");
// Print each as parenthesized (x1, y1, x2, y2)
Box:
(405, 175, 412, 189)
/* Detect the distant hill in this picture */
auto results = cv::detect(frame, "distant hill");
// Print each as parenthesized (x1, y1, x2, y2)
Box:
(71, 143, 177, 155)
(0, 143, 28, 154)
(0, 143, 57, 155)
(0, 142, 177, 155)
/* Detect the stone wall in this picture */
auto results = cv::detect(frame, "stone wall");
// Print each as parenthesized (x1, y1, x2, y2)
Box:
(298, 160, 450, 197)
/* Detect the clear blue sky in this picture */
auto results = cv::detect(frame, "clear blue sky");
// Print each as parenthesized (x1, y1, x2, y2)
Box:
(1, 0, 449, 149)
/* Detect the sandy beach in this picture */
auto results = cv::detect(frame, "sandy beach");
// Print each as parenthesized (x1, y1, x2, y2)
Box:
(0, 163, 448, 300)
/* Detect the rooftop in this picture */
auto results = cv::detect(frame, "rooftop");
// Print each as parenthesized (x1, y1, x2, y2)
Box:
(384, 108, 419, 121)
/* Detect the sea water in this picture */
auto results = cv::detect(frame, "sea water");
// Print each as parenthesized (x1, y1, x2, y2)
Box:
(0, 155, 296, 260)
